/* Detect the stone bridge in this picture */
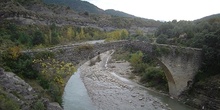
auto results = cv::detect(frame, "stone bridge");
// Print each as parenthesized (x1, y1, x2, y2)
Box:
(26, 40, 202, 97)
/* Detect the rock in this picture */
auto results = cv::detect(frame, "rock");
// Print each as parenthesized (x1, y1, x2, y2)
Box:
(47, 102, 63, 110)
(0, 68, 4, 75)
(139, 97, 143, 100)
(0, 69, 63, 110)
(131, 94, 136, 97)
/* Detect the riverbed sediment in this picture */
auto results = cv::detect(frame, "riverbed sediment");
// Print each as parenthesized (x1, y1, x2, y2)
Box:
(80, 50, 170, 110)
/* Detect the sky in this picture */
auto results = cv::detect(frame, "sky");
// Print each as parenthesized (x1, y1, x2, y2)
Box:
(83, 0, 220, 21)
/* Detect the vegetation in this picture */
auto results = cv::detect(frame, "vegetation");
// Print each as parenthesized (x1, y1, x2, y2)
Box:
(1, 0, 220, 109)
(0, 86, 20, 110)
(0, 21, 109, 50)
(33, 57, 75, 104)
(0, 46, 38, 79)
(113, 49, 168, 92)
(155, 17, 220, 80)
(105, 29, 129, 41)
(33, 100, 45, 110)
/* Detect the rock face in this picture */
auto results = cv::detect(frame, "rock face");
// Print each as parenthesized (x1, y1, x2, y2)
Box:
(179, 74, 220, 110)
(0, 68, 63, 110)
(0, 0, 159, 35)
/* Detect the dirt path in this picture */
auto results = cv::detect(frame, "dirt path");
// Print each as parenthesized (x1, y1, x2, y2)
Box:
(80, 50, 170, 110)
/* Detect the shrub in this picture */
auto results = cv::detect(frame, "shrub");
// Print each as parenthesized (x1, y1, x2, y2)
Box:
(33, 100, 45, 110)
(33, 58, 75, 105)
(34, 51, 55, 59)
(156, 34, 168, 44)
(2, 50, 38, 79)
(140, 67, 167, 91)
(0, 88, 20, 110)
(77, 44, 94, 51)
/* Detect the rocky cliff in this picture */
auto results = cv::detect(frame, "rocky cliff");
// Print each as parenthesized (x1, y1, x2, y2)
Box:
(0, 68, 63, 110)
(0, 0, 160, 34)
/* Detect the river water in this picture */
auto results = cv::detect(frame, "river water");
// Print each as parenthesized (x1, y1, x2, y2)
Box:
(63, 51, 194, 110)
(63, 69, 193, 110)
(62, 69, 96, 110)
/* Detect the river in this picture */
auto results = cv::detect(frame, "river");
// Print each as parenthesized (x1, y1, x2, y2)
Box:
(63, 51, 194, 110)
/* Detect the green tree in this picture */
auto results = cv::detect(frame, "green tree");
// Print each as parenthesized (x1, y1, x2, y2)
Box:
(32, 31, 45, 46)
(202, 31, 220, 75)
(51, 31, 59, 45)
(156, 34, 168, 44)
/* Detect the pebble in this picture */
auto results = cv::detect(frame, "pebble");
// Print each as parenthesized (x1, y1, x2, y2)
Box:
(131, 94, 136, 97)
(139, 97, 144, 100)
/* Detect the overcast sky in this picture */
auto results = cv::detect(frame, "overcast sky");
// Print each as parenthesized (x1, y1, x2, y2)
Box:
(83, 0, 220, 21)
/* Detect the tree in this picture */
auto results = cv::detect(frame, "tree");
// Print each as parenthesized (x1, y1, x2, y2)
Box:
(51, 31, 60, 45)
(202, 30, 220, 75)
(156, 34, 168, 44)
(32, 31, 44, 45)
(130, 51, 143, 67)
(121, 29, 129, 39)
(79, 27, 85, 40)
(67, 27, 74, 40)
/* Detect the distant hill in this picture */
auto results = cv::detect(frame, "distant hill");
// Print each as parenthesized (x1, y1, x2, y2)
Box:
(194, 13, 220, 22)
(42, 0, 137, 18)
(42, 0, 104, 14)
(105, 9, 135, 18)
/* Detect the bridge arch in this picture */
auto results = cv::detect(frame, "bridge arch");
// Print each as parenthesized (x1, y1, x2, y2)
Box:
(155, 58, 177, 97)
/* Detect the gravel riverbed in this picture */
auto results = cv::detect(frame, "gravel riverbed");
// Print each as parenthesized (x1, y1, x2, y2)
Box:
(80, 50, 170, 110)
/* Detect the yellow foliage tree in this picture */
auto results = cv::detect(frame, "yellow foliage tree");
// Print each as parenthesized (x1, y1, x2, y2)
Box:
(105, 29, 129, 41)
(67, 27, 73, 40)
(79, 27, 85, 40)
(8, 46, 21, 59)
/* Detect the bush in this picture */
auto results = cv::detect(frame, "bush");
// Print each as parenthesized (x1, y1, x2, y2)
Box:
(32, 31, 45, 46)
(2, 50, 38, 79)
(140, 67, 167, 90)
(34, 51, 55, 59)
(77, 44, 94, 51)
(33, 100, 45, 110)
(156, 34, 168, 44)
(0, 88, 20, 110)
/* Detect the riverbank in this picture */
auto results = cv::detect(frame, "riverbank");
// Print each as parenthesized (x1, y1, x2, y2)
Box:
(80, 50, 170, 110)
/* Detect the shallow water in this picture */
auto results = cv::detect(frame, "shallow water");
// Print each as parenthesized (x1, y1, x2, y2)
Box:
(62, 70, 96, 110)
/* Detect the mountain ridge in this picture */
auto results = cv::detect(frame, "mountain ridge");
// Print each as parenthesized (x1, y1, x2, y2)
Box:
(42, 0, 138, 18)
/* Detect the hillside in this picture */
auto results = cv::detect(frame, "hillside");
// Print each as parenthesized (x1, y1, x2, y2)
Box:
(105, 9, 135, 18)
(42, 0, 104, 14)
(194, 13, 220, 22)
(0, 0, 161, 33)
(42, 0, 139, 18)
